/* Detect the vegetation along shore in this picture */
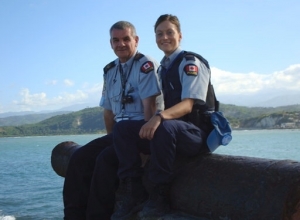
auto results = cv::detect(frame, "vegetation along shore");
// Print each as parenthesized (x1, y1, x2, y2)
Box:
(0, 104, 300, 137)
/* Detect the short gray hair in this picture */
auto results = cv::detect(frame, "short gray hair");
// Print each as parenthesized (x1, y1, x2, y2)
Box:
(109, 21, 137, 37)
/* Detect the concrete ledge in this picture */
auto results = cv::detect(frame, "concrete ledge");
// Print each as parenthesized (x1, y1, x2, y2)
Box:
(51, 141, 300, 220)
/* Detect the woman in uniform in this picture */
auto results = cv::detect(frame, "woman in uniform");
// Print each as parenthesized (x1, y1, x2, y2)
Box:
(112, 14, 219, 220)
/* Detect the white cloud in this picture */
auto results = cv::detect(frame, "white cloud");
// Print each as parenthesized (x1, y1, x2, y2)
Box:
(51, 90, 88, 104)
(211, 64, 300, 95)
(12, 88, 90, 111)
(211, 68, 268, 94)
(271, 64, 300, 90)
(84, 82, 103, 94)
(4, 64, 300, 113)
(64, 79, 74, 87)
(14, 88, 48, 106)
(211, 64, 300, 106)
(45, 80, 58, 85)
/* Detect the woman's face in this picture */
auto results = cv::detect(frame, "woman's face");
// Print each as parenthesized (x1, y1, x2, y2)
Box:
(155, 20, 182, 56)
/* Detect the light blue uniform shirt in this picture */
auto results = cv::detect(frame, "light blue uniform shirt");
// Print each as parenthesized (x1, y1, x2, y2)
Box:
(100, 52, 162, 122)
(160, 47, 210, 104)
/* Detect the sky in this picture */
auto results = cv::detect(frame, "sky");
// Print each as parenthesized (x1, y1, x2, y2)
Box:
(1, 0, 300, 114)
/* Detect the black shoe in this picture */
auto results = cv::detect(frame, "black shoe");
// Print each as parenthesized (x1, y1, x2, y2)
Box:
(111, 177, 148, 220)
(138, 184, 170, 219)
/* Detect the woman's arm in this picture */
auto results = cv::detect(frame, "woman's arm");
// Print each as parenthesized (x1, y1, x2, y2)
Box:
(139, 98, 194, 140)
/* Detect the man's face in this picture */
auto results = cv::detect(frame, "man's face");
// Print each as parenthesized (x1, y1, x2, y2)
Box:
(110, 28, 139, 63)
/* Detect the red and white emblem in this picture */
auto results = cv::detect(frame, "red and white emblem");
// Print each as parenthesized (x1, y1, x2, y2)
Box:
(141, 61, 154, 74)
(184, 64, 198, 76)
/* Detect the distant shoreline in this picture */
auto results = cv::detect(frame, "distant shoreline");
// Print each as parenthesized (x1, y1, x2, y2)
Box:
(1, 128, 300, 138)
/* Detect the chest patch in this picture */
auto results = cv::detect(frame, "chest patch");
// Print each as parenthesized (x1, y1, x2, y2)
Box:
(141, 61, 154, 74)
(184, 64, 198, 76)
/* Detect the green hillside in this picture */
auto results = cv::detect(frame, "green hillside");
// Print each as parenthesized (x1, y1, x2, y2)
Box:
(220, 104, 300, 129)
(0, 107, 105, 137)
(0, 104, 300, 137)
(0, 111, 71, 126)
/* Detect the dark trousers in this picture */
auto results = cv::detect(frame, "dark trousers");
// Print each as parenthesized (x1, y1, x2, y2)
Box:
(86, 145, 119, 220)
(113, 120, 209, 184)
(63, 133, 117, 220)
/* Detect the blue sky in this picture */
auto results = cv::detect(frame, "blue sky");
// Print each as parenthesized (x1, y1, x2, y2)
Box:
(1, 0, 299, 113)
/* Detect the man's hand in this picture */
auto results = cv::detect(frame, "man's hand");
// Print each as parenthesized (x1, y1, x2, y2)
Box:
(103, 109, 115, 134)
(139, 115, 161, 140)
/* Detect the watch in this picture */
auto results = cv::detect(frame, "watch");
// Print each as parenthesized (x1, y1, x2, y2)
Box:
(155, 111, 165, 120)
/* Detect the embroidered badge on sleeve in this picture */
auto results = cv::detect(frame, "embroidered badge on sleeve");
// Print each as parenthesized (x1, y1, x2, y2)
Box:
(184, 64, 198, 76)
(141, 61, 154, 74)
(102, 71, 108, 94)
(102, 79, 107, 93)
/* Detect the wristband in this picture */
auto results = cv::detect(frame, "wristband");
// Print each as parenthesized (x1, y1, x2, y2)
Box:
(155, 111, 164, 120)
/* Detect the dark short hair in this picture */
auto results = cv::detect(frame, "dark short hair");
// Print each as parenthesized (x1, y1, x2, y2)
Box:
(154, 14, 181, 33)
(109, 21, 137, 37)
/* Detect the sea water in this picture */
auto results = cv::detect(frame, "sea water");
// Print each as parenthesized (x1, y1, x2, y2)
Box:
(0, 130, 300, 220)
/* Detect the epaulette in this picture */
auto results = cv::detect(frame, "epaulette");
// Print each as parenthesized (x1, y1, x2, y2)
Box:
(103, 61, 116, 74)
(184, 51, 210, 69)
(134, 52, 145, 61)
(184, 54, 196, 61)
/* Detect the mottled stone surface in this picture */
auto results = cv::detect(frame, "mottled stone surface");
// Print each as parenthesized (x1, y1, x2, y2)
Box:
(51, 142, 300, 219)
(170, 154, 300, 220)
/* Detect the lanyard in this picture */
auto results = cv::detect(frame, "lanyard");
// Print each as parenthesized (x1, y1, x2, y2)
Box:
(118, 59, 135, 110)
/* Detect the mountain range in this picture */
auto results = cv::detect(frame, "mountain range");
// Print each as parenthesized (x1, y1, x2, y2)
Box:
(0, 103, 300, 137)
(217, 93, 300, 108)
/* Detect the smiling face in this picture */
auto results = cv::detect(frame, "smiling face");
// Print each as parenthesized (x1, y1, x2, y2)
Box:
(155, 20, 182, 57)
(110, 27, 139, 63)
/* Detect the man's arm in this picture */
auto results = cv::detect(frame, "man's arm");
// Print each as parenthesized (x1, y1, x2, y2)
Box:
(103, 109, 115, 134)
(140, 95, 157, 166)
(142, 95, 158, 121)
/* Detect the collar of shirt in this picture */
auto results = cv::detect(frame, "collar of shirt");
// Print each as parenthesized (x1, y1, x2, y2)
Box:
(119, 63, 127, 75)
(160, 47, 182, 69)
(118, 50, 137, 72)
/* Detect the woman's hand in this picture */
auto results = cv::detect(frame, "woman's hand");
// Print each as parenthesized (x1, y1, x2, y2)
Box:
(139, 99, 194, 140)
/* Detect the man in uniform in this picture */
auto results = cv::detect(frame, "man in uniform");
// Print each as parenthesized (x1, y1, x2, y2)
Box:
(63, 20, 162, 220)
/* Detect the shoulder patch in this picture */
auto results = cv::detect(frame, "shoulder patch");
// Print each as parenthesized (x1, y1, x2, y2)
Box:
(184, 64, 198, 76)
(141, 61, 154, 74)
(103, 61, 116, 74)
